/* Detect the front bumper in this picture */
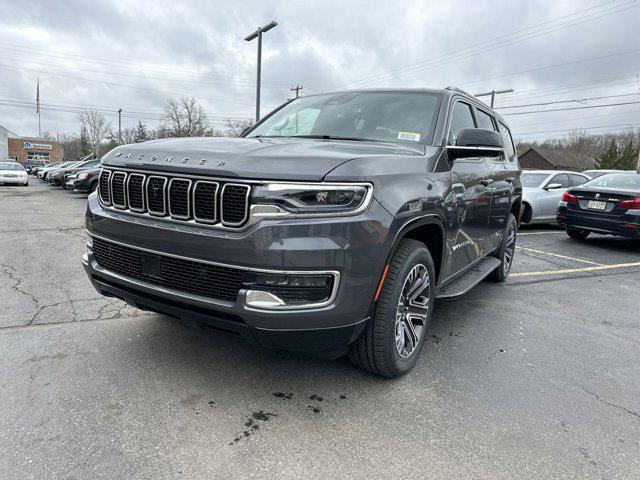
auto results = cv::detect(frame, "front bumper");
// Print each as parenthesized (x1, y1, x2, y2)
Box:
(83, 192, 392, 355)
(73, 177, 94, 193)
(557, 205, 640, 239)
(0, 177, 28, 185)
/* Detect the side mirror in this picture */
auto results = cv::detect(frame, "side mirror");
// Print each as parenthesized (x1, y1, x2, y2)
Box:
(544, 183, 562, 190)
(447, 128, 504, 159)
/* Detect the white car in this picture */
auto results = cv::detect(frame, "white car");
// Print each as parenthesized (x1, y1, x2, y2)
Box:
(520, 170, 590, 225)
(0, 162, 28, 186)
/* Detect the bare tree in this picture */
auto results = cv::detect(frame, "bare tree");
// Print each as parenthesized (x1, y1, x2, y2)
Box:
(78, 109, 111, 155)
(224, 119, 254, 137)
(120, 127, 136, 145)
(162, 97, 213, 137)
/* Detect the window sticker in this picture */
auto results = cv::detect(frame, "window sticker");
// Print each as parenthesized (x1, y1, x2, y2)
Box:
(398, 131, 421, 142)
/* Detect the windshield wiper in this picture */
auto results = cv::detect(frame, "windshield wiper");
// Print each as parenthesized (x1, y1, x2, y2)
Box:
(291, 135, 375, 142)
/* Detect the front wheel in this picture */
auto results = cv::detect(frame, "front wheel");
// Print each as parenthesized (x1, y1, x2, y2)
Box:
(489, 213, 517, 282)
(567, 228, 590, 240)
(349, 239, 435, 378)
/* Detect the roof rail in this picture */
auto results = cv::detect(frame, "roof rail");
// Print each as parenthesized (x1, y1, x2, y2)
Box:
(444, 86, 471, 96)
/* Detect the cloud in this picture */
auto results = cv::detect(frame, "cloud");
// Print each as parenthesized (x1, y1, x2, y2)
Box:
(0, 0, 638, 140)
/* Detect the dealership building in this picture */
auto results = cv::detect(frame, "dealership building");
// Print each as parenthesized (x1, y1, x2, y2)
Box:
(7, 137, 62, 165)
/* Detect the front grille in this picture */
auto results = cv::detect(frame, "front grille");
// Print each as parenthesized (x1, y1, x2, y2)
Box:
(111, 172, 127, 208)
(127, 174, 145, 212)
(99, 170, 111, 205)
(221, 184, 250, 225)
(91, 237, 244, 302)
(169, 179, 191, 219)
(99, 168, 251, 228)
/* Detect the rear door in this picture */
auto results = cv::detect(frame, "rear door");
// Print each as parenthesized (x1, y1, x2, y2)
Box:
(443, 100, 494, 278)
(539, 173, 570, 220)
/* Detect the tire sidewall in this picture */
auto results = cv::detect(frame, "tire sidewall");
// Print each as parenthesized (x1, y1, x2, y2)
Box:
(378, 246, 435, 375)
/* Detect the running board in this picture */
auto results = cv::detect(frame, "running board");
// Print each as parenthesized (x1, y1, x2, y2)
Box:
(435, 257, 501, 299)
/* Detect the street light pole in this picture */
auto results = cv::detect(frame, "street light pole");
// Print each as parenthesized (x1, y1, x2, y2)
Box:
(245, 20, 278, 122)
(117, 108, 122, 144)
(474, 89, 514, 108)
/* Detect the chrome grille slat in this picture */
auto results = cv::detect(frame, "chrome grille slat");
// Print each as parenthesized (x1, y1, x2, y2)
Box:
(127, 173, 146, 212)
(168, 178, 192, 220)
(110, 172, 127, 209)
(99, 168, 250, 229)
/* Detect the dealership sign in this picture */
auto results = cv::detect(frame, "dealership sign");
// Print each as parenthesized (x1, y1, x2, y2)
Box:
(23, 141, 52, 150)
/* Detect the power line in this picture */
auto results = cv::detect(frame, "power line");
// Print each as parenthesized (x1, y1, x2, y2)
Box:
(497, 92, 640, 109)
(334, 0, 638, 89)
(509, 109, 640, 129)
(513, 122, 638, 136)
(501, 100, 640, 116)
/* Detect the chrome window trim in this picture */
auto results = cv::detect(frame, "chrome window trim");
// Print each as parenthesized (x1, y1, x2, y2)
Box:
(192, 180, 219, 224)
(98, 169, 111, 206)
(86, 231, 340, 311)
(126, 173, 146, 213)
(110, 171, 128, 210)
(220, 183, 251, 227)
(168, 178, 193, 220)
(100, 165, 261, 184)
(145, 175, 167, 217)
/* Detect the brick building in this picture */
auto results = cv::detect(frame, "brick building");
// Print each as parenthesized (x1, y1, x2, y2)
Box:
(7, 137, 62, 165)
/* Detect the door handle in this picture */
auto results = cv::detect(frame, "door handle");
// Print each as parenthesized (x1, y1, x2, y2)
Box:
(480, 178, 494, 186)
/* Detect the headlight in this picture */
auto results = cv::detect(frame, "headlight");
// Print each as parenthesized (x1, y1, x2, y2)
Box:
(252, 183, 372, 215)
(78, 172, 90, 180)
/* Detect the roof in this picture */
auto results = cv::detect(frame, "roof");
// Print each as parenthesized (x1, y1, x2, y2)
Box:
(522, 147, 597, 170)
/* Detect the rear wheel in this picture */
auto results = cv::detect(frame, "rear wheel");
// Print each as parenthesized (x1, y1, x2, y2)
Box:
(489, 213, 517, 282)
(349, 239, 435, 378)
(567, 228, 590, 240)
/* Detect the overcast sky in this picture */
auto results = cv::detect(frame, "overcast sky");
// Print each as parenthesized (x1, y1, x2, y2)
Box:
(0, 0, 639, 142)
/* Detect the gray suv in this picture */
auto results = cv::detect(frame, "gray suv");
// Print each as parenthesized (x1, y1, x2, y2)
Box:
(83, 87, 522, 377)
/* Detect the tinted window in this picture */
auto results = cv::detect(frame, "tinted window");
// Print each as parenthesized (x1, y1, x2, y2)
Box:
(521, 172, 549, 188)
(476, 109, 496, 131)
(449, 102, 475, 145)
(549, 174, 570, 188)
(570, 174, 588, 187)
(247, 92, 440, 144)
(498, 122, 516, 161)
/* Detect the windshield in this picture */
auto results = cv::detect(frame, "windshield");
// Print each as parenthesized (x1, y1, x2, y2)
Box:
(247, 92, 441, 144)
(0, 163, 25, 171)
(584, 173, 640, 190)
(521, 172, 549, 188)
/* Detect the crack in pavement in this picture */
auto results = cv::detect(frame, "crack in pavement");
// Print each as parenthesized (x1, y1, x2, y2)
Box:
(577, 383, 640, 421)
(0, 261, 41, 324)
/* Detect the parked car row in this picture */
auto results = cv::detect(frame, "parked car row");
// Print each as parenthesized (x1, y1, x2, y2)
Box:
(520, 168, 640, 240)
(30, 154, 101, 193)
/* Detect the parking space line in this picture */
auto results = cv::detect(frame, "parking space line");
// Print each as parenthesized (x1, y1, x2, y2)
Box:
(518, 231, 564, 236)
(516, 246, 603, 265)
(511, 261, 640, 278)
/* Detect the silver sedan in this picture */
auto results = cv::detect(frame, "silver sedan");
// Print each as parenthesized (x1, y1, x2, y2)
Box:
(520, 170, 590, 225)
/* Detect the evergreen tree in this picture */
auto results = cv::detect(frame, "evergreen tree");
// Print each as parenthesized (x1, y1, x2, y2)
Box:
(79, 126, 91, 156)
(618, 139, 637, 170)
(598, 139, 618, 169)
(133, 121, 149, 143)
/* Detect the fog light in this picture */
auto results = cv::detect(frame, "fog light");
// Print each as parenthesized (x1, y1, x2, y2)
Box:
(243, 272, 337, 310)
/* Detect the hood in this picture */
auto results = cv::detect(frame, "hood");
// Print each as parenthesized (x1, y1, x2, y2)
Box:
(101, 137, 425, 181)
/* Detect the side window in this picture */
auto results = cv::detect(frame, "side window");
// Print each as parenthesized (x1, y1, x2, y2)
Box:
(549, 174, 570, 188)
(498, 121, 516, 162)
(448, 102, 475, 145)
(475, 109, 496, 131)
(570, 174, 588, 187)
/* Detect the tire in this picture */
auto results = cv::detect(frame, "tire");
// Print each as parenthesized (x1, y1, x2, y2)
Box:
(489, 213, 517, 282)
(349, 239, 435, 378)
(89, 180, 98, 193)
(567, 228, 590, 240)
(520, 203, 532, 224)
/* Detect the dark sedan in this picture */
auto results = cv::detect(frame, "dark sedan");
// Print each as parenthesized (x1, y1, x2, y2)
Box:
(49, 158, 99, 186)
(557, 172, 640, 239)
(72, 167, 100, 193)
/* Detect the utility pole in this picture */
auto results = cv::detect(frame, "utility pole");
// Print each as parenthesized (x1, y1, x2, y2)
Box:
(291, 85, 303, 98)
(475, 88, 514, 108)
(245, 20, 278, 122)
(36, 78, 41, 137)
(117, 108, 122, 144)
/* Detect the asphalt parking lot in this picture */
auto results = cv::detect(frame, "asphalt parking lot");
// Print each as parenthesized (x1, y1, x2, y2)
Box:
(1, 182, 639, 480)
